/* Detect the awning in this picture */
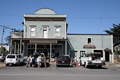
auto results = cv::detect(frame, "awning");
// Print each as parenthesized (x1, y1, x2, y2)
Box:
(83, 44, 96, 49)
(104, 48, 111, 52)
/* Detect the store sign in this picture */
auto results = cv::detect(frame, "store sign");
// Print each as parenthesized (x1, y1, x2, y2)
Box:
(30, 40, 57, 43)
(83, 45, 96, 49)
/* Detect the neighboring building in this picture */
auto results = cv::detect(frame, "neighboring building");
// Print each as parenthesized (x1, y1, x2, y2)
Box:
(10, 8, 114, 63)
(67, 34, 113, 63)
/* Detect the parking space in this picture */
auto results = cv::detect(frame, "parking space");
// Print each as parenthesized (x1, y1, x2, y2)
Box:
(1, 61, 120, 70)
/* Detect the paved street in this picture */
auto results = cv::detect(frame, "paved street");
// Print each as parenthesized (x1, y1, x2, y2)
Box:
(0, 64, 120, 80)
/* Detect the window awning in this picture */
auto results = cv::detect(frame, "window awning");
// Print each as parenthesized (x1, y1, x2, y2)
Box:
(104, 48, 111, 52)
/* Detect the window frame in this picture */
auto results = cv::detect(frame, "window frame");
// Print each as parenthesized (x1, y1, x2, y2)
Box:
(87, 37, 92, 44)
(30, 25, 36, 37)
(54, 26, 61, 37)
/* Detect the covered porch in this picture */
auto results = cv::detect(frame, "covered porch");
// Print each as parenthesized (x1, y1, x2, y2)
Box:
(10, 38, 68, 62)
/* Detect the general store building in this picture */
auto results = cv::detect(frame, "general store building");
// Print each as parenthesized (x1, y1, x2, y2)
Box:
(10, 8, 114, 63)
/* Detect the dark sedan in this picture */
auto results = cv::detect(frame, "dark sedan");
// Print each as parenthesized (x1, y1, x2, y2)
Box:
(56, 55, 72, 67)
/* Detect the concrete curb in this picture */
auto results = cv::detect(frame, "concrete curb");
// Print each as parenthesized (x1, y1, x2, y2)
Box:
(106, 63, 120, 67)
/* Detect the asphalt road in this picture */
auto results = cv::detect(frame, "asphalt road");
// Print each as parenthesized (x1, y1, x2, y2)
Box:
(0, 65, 120, 80)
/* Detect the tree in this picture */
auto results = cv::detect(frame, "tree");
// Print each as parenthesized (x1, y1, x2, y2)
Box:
(0, 46, 8, 54)
(5, 35, 11, 43)
(104, 24, 120, 47)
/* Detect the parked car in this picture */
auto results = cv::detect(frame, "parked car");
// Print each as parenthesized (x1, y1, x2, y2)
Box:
(80, 53, 105, 68)
(0, 53, 5, 62)
(56, 55, 73, 67)
(5, 54, 24, 66)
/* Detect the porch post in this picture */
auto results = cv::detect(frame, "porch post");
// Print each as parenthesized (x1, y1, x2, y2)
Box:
(22, 42, 25, 56)
(14, 42, 16, 54)
(18, 43, 19, 54)
(50, 43, 52, 63)
(10, 39, 12, 54)
(65, 40, 67, 55)
(20, 40, 22, 54)
(35, 43, 37, 53)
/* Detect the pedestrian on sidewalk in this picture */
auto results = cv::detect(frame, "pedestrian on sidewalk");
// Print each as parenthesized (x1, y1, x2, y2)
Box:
(41, 53, 46, 68)
(26, 54, 32, 67)
(37, 54, 42, 68)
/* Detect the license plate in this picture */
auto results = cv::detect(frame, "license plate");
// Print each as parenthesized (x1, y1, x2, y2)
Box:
(93, 60, 101, 63)
(10, 59, 12, 61)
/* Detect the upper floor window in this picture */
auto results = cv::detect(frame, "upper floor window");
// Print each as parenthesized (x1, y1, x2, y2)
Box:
(87, 38, 91, 44)
(30, 25, 36, 37)
(55, 26, 61, 37)
(42, 25, 49, 38)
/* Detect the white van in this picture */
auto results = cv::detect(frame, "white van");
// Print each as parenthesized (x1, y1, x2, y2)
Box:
(5, 54, 24, 66)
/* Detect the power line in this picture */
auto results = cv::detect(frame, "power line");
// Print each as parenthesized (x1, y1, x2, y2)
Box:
(0, 13, 120, 19)
(67, 16, 120, 19)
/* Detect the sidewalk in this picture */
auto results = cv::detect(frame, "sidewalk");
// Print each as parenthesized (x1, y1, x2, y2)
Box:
(105, 62, 120, 67)
(0, 62, 5, 68)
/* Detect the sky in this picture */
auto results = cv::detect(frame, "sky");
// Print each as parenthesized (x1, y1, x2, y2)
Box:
(0, 0, 120, 43)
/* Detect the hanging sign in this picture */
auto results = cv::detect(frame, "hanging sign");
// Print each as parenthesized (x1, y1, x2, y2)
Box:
(30, 40, 57, 43)
(83, 44, 96, 49)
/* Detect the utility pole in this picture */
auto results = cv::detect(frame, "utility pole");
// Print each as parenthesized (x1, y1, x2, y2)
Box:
(0, 25, 15, 53)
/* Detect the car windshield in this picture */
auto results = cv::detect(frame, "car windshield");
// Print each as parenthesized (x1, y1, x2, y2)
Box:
(0, 54, 2, 56)
(85, 53, 102, 59)
(58, 56, 69, 60)
(7, 55, 15, 58)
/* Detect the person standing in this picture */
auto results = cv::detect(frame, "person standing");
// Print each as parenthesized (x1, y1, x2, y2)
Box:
(26, 54, 32, 67)
(41, 53, 46, 68)
(37, 54, 42, 68)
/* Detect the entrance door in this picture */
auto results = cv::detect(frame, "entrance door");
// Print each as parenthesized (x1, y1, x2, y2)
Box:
(80, 51, 85, 58)
(105, 51, 109, 62)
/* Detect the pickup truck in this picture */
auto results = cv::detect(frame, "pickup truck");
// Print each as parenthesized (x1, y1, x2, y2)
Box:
(80, 53, 105, 68)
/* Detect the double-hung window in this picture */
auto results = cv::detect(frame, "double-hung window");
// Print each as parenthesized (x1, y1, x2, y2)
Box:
(42, 25, 48, 38)
(55, 26, 61, 37)
(30, 25, 36, 37)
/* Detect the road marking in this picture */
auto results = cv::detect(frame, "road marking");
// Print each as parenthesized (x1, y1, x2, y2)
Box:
(0, 74, 120, 77)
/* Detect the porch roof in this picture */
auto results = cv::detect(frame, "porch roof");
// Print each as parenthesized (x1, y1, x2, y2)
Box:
(11, 38, 67, 41)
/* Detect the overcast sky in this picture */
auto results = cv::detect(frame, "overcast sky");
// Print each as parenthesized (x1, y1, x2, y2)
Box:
(0, 0, 120, 43)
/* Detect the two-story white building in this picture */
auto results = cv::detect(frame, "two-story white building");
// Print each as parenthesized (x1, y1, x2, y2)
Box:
(10, 8, 114, 63)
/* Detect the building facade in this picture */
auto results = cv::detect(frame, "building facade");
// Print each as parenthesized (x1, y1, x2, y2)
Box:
(10, 8, 114, 63)
(67, 34, 113, 63)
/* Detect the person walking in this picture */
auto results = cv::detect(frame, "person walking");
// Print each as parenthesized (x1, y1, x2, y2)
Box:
(37, 54, 42, 68)
(41, 53, 46, 68)
(26, 54, 32, 67)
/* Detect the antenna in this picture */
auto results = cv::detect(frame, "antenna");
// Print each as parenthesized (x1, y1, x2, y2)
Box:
(100, 17, 103, 48)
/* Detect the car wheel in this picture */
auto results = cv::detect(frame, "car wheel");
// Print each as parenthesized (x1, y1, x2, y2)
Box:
(6, 64, 9, 66)
(98, 65, 102, 68)
(56, 65, 59, 67)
